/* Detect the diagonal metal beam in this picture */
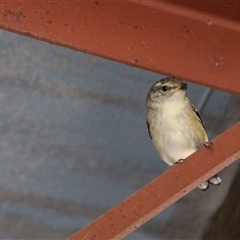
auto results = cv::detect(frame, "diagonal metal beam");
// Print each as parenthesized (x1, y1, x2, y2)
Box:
(69, 122, 240, 240)
(0, 2, 239, 239)
(0, 1, 240, 94)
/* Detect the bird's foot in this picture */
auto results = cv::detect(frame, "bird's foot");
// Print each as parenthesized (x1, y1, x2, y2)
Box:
(203, 141, 213, 151)
(175, 159, 184, 164)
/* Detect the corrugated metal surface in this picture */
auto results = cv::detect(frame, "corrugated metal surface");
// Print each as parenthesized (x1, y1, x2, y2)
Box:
(69, 122, 240, 240)
(0, 1, 240, 94)
(0, 27, 239, 240)
(0, 1, 239, 239)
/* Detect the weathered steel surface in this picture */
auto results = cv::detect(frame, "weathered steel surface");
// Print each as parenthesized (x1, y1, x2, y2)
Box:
(204, 168, 240, 239)
(0, 2, 239, 239)
(0, 1, 239, 94)
(69, 122, 240, 240)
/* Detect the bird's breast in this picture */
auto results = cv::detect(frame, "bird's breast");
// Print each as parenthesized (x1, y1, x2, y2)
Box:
(148, 103, 208, 165)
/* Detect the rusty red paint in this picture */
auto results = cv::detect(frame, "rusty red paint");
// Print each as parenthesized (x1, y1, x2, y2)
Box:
(69, 122, 240, 240)
(0, 1, 239, 94)
(0, 2, 239, 239)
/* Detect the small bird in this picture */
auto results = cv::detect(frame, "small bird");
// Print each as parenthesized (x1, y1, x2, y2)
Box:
(146, 77, 221, 190)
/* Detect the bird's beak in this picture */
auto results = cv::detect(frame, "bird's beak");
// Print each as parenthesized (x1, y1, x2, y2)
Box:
(179, 82, 188, 90)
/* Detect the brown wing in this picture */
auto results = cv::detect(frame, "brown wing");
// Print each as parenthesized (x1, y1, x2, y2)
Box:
(191, 103, 206, 130)
(146, 120, 152, 139)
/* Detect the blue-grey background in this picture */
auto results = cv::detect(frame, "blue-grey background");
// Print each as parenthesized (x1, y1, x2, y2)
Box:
(0, 29, 239, 239)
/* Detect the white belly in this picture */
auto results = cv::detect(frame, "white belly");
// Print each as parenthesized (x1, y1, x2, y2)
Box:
(152, 126, 198, 165)
(149, 104, 207, 166)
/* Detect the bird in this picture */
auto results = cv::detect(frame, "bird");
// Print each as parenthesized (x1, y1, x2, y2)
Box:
(146, 77, 221, 190)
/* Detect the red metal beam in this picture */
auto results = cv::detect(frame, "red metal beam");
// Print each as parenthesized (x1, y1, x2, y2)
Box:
(0, 2, 239, 239)
(69, 122, 240, 240)
(0, 1, 239, 94)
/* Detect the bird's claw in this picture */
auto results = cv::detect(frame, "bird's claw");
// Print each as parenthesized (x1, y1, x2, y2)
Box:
(203, 141, 213, 151)
(175, 159, 184, 164)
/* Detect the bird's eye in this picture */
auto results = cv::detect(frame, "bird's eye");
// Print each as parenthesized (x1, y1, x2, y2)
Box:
(161, 86, 168, 92)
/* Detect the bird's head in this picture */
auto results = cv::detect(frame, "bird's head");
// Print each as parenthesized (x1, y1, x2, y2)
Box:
(146, 77, 188, 107)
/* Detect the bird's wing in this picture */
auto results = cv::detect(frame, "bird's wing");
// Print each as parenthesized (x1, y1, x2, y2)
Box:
(191, 103, 206, 130)
(146, 120, 152, 139)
